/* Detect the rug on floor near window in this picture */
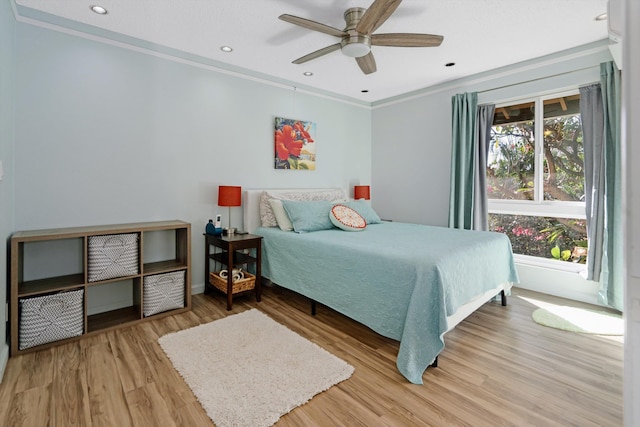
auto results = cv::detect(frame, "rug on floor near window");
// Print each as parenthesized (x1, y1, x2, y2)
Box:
(532, 306, 623, 335)
(158, 309, 354, 427)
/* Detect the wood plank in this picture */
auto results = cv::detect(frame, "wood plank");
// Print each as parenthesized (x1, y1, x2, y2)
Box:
(126, 383, 178, 427)
(6, 385, 52, 426)
(108, 329, 156, 393)
(14, 347, 55, 393)
(50, 368, 91, 426)
(0, 357, 24, 422)
(50, 342, 92, 426)
(85, 342, 134, 427)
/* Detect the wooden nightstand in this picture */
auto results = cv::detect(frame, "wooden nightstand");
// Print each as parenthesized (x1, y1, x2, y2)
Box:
(204, 233, 262, 310)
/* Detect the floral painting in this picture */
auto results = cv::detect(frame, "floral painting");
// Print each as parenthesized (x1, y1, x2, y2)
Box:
(274, 117, 316, 170)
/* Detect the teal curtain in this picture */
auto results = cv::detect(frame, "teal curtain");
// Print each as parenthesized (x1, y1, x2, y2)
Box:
(448, 92, 478, 229)
(599, 61, 623, 311)
(474, 104, 496, 231)
(580, 83, 605, 282)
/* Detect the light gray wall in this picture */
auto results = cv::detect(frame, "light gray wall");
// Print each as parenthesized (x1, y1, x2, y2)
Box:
(372, 91, 451, 226)
(13, 22, 371, 294)
(0, 0, 16, 378)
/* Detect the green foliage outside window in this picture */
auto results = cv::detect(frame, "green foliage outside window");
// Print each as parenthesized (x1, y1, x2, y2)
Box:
(487, 97, 587, 263)
(489, 214, 588, 263)
(488, 115, 584, 202)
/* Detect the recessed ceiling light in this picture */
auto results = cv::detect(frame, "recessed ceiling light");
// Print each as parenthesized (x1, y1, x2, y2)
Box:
(595, 12, 607, 21)
(90, 5, 108, 15)
(445, 62, 456, 67)
(303, 72, 313, 76)
(220, 46, 233, 53)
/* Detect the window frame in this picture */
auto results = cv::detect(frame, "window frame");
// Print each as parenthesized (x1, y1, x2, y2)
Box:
(487, 89, 587, 271)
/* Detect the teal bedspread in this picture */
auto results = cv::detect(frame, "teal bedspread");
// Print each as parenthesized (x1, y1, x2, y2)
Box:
(258, 222, 519, 384)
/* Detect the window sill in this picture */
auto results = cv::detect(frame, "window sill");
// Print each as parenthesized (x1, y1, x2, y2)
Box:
(514, 254, 587, 275)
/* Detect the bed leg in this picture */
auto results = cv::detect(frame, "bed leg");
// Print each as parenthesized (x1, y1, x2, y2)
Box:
(431, 356, 438, 368)
(311, 300, 316, 316)
(501, 290, 507, 306)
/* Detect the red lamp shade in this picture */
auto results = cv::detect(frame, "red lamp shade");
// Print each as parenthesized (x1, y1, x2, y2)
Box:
(218, 186, 242, 207)
(354, 185, 370, 200)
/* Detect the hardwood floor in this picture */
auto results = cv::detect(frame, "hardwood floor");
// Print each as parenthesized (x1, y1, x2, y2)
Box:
(0, 286, 623, 426)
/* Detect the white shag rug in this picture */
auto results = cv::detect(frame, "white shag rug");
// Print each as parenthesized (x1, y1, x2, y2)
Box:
(158, 309, 354, 427)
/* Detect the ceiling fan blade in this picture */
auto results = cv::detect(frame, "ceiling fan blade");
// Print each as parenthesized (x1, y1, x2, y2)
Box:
(356, 0, 402, 34)
(371, 33, 444, 47)
(356, 52, 377, 74)
(279, 14, 347, 38)
(292, 43, 342, 64)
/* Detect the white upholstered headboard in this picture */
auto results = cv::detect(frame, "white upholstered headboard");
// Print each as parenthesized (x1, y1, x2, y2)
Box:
(243, 188, 346, 234)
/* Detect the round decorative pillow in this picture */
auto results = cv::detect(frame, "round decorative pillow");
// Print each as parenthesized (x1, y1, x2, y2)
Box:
(330, 204, 366, 231)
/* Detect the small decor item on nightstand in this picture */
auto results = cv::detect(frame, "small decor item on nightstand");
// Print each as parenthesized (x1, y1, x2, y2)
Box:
(205, 214, 222, 236)
(206, 219, 222, 236)
(219, 268, 244, 282)
(209, 271, 256, 295)
(206, 219, 216, 235)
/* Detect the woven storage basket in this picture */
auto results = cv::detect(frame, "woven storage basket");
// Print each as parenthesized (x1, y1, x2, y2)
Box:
(209, 271, 255, 295)
(88, 233, 139, 282)
(19, 289, 84, 350)
(143, 271, 185, 317)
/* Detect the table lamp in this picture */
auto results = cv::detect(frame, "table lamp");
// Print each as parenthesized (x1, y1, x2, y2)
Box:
(218, 185, 241, 235)
(354, 185, 371, 200)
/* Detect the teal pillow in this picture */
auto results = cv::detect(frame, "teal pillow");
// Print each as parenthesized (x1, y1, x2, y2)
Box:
(281, 200, 334, 233)
(341, 200, 382, 224)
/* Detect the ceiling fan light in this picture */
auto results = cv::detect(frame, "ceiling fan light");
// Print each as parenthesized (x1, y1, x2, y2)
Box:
(341, 42, 370, 58)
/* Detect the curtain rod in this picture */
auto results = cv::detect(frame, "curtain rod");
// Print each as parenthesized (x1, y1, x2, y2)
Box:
(477, 65, 599, 94)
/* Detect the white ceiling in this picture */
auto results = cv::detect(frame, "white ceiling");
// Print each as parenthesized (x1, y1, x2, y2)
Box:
(14, 0, 610, 104)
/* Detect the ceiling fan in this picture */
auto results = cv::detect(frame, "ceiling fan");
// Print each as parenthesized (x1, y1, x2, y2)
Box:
(278, 0, 443, 75)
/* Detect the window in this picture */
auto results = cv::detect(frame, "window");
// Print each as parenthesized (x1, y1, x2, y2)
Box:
(487, 91, 587, 269)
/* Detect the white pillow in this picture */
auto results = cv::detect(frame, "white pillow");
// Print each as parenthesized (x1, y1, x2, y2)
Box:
(267, 199, 293, 231)
(330, 204, 366, 231)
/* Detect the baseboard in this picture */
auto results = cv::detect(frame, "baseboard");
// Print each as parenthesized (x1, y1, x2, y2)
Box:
(0, 343, 9, 383)
(192, 282, 205, 294)
(515, 262, 601, 306)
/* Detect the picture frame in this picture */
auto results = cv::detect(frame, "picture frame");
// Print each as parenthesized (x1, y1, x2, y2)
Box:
(274, 116, 316, 170)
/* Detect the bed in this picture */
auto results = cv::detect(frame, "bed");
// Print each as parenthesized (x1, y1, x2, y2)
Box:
(243, 188, 519, 384)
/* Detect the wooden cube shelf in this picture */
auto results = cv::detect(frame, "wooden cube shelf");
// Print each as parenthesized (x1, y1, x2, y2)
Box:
(10, 220, 191, 356)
